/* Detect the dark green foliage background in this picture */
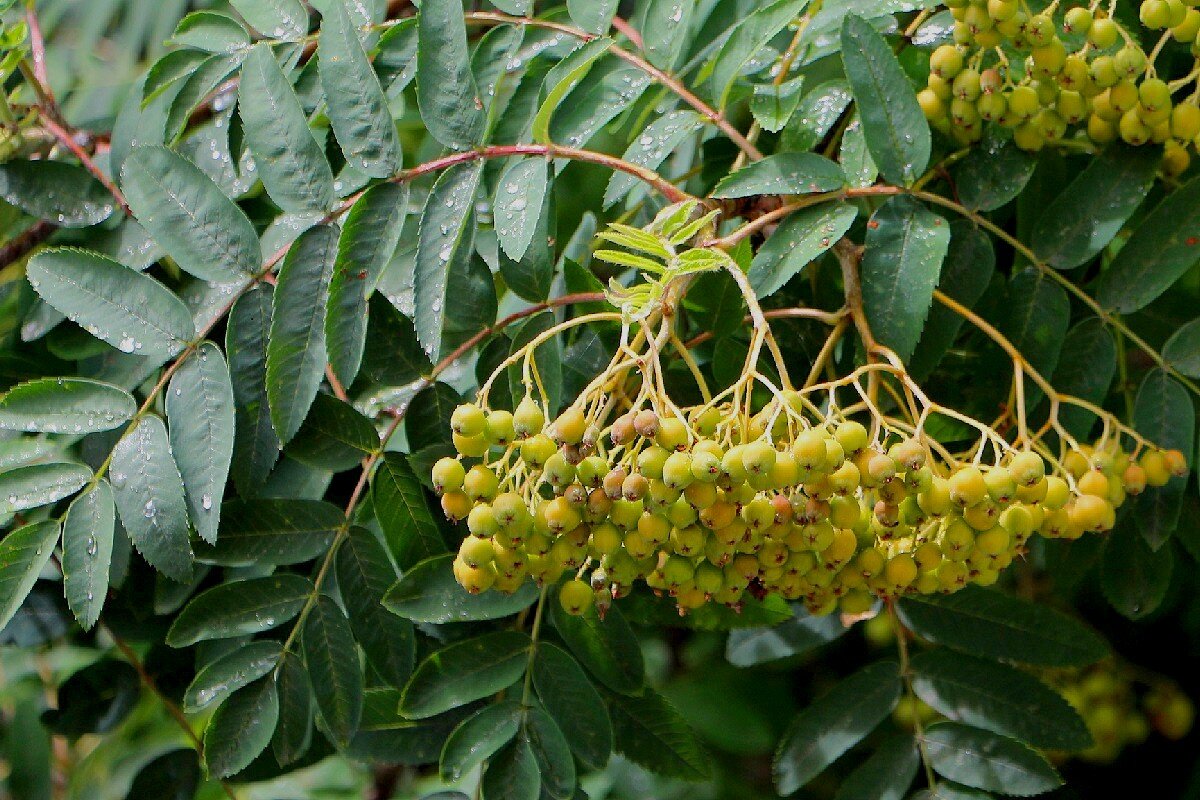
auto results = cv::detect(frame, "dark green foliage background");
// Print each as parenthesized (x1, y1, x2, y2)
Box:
(1, 1, 1200, 799)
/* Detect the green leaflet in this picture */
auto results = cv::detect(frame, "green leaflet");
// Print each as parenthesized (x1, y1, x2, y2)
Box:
(773, 661, 902, 794)
(782, 80, 852, 152)
(1093, 176, 1200, 313)
(907, 220, 995, 381)
(0, 520, 61, 633)
(400, 631, 531, 719)
(533, 38, 612, 145)
(123, 145, 260, 282)
(166, 574, 313, 646)
(1132, 370, 1194, 550)
(956, 132, 1038, 211)
(440, 702, 522, 782)
(748, 202, 858, 298)
(193, 498, 342, 566)
(897, 586, 1108, 666)
(383, 554, 538, 624)
(921, 722, 1062, 795)
(326, 182, 408, 385)
(171, 11, 251, 53)
(532, 642, 613, 769)
(226, 284, 279, 496)
(1163, 318, 1200, 377)
(203, 677, 279, 778)
(550, 598, 644, 695)
(231, 0, 309, 38)
(604, 111, 701, 209)
(495, 158, 549, 263)
(416, 0, 485, 150)
(317, 0, 402, 176)
(0, 161, 115, 228)
(238, 43, 335, 213)
(999, 269, 1069, 408)
(859, 196, 950, 363)
(482, 737, 541, 800)
(910, 650, 1092, 750)
(335, 526, 415, 687)
(109, 416, 193, 583)
(61, 481, 115, 630)
(272, 650, 314, 766)
(707, 0, 809, 110)
(412, 161, 482, 361)
(638, 0, 695, 70)
(567, 0, 617, 34)
(524, 705, 575, 798)
(726, 606, 847, 667)
(184, 640, 282, 712)
(605, 688, 710, 781)
(711, 153, 846, 198)
(0, 378, 135, 435)
(267, 224, 338, 444)
(834, 735, 919, 800)
(1049, 318, 1116, 440)
(166, 341, 235, 545)
(372, 453, 446, 569)
(751, 76, 806, 133)
(1031, 145, 1159, 270)
(840, 14, 930, 186)
(27, 248, 196, 359)
(303, 594, 363, 745)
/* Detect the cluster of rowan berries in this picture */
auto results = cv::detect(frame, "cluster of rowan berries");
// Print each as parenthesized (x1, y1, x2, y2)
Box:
(921, 0, 1200, 172)
(430, 388, 1187, 617)
(1055, 665, 1195, 762)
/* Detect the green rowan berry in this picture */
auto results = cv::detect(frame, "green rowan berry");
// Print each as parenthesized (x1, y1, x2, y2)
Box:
(451, 403, 486, 437)
(1088, 17, 1120, 48)
(520, 433, 555, 467)
(949, 466, 988, 507)
(834, 420, 869, 454)
(552, 408, 587, 445)
(1064, 6, 1093, 33)
(930, 45, 966, 79)
(559, 579, 594, 615)
(1008, 85, 1041, 119)
(1114, 46, 1147, 78)
(463, 465, 499, 501)
(484, 409, 515, 445)
(1023, 14, 1055, 46)
(453, 432, 489, 458)
(1172, 8, 1200, 40)
(513, 396, 545, 438)
(432, 457, 465, 494)
(656, 417, 689, 451)
(1119, 109, 1153, 144)
(988, 0, 1019, 21)
(1143, 0, 1173, 28)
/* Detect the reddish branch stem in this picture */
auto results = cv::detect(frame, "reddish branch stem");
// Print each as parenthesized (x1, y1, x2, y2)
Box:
(39, 116, 129, 214)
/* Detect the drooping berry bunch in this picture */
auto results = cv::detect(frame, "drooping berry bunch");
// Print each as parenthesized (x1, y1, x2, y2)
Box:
(427, 203, 1187, 618)
(433, 390, 1184, 618)
(920, 0, 1200, 172)
(1052, 663, 1195, 762)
